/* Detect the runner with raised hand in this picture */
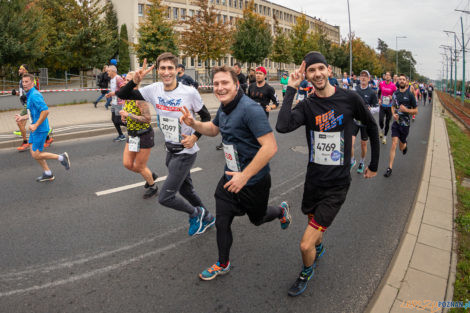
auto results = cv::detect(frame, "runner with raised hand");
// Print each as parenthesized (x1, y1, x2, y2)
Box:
(276, 51, 380, 297)
(117, 54, 215, 236)
(179, 65, 291, 281)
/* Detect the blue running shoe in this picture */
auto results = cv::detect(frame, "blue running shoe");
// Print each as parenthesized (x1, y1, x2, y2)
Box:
(288, 268, 314, 297)
(314, 244, 325, 268)
(197, 213, 215, 235)
(199, 262, 231, 281)
(356, 162, 364, 174)
(279, 201, 291, 230)
(350, 158, 356, 171)
(188, 207, 205, 236)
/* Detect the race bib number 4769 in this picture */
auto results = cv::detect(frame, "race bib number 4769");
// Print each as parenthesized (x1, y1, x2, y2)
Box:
(310, 131, 344, 165)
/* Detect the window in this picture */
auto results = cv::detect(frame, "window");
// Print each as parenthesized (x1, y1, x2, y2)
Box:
(212, 60, 216, 66)
(254, 4, 257, 11)
(268, 8, 270, 16)
(224, 57, 228, 64)
(223, 15, 227, 24)
(173, 7, 178, 20)
(222, 0, 226, 5)
(138, 4, 144, 16)
(231, 57, 234, 66)
(189, 9, 194, 17)
(230, 16, 233, 24)
(218, 59, 222, 66)
(191, 57, 195, 67)
(181, 8, 186, 20)
(198, 58, 202, 67)
(229, 0, 232, 6)
(234, 0, 237, 8)
(167, 7, 171, 19)
(216, 0, 219, 4)
(240, 0, 242, 9)
(182, 57, 187, 67)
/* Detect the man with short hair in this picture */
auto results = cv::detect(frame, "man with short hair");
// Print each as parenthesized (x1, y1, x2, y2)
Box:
(328, 72, 339, 88)
(176, 64, 199, 89)
(15, 74, 70, 181)
(105, 65, 126, 141)
(179, 65, 291, 281)
(378, 71, 397, 144)
(276, 51, 380, 297)
(233, 62, 247, 93)
(341, 72, 351, 89)
(427, 83, 434, 105)
(352, 70, 379, 173)
(384, 74, 418, 177)
(13, 65, 53, 151)
(117, 53, 215, 236)
(247, 66, 279, 116)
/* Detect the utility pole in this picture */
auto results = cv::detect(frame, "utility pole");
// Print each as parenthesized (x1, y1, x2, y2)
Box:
(444, 30, 459, 97)
(455, 9, 469, 101)
(347, 0, 353, 76)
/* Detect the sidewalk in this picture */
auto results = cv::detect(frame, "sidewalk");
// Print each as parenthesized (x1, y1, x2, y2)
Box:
(0, 92, 222, 149)
(367, 95, 458, 313)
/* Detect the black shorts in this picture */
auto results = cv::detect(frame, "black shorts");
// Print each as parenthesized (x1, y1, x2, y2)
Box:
(127, 127, 155, 149)
(215, 173, 271, 225)
(391, 122, 409, 144)
(352, 124, 368, 141)
(301, 183, 350, 231)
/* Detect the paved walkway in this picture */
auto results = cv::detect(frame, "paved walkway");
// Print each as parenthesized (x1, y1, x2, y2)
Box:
(0, 92, 223, 148)
(367, 95, 458, 313)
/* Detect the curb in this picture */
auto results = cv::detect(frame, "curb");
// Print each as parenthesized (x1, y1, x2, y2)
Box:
(365, 94, 458, 313)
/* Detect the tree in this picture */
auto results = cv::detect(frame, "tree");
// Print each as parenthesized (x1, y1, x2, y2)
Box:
(0, 0, 48, 76)
(310, 24, 332, 62)
(119, 24, 131, 73)
(377, 38, 388, 56)
(135, 0, 178, 64)
(104, 0, 119, 60)
(289, 14, 314, 65)
(270, 15, 292, 70)
(179, 0, 233, 74)
(231, 0, 272, 66)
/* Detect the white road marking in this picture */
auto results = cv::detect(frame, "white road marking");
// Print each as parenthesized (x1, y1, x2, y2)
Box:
(95, 167, 203, 196)
(0, 235, 192, 298)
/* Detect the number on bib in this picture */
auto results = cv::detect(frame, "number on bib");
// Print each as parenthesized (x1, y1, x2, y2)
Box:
(310, 131, 343, 165)
(128, 136, 140, 152)
(223, 144, 241, 172)
(158, 115, 181, 143)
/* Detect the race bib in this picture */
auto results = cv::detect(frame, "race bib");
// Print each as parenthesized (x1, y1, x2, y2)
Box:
(311, 131, 343, 166)
(282, 85, 287, 91)
(297, 94, 305, 101)
(128, 136, 140, 152)
(158, 115, 181, 142)
(111, 96, 117, 105)
(382, 96, 391, 105)
(223, 144, 241, 172)
(370, 107, 380, 114)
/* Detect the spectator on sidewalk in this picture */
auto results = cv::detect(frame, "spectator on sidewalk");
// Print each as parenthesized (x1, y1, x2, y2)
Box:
(93, 65, 111, 109)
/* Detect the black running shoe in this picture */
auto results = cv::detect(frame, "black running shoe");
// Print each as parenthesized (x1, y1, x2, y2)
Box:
(288, 270, 314, 297)
(36, 173, 55, 182)
(143, 185, 158, 199)
(145, 172, 158, 188)
(402, 145, 408, 155)
(384, 167, 392, 177)
(216, 143, 223, 150)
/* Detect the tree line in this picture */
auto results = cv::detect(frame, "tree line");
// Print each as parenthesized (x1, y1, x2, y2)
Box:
(0, 0, 428, 81)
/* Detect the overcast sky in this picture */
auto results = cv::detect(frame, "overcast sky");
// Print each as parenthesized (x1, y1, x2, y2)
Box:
(270, 0, 470, 80)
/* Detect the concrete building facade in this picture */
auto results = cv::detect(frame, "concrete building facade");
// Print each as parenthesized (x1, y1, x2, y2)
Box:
(110, 0, 340, 77)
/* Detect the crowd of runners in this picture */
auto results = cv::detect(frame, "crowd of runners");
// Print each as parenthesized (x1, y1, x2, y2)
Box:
(8, 49, 433, 297)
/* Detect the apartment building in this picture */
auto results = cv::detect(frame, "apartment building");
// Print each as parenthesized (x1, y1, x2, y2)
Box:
(111, 0, 340, 75)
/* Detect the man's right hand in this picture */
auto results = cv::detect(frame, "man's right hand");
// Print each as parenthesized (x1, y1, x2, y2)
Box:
(11, 89, 16, 96)
(287, 61, 306, 89)
(134, 58, 155, 85)
(179, 106, 195, 127)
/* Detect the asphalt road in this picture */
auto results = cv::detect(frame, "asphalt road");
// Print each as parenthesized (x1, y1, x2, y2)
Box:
(0, 102, 432, 313)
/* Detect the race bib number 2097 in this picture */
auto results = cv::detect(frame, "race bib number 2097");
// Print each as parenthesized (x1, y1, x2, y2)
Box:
(310, 131, 344, 166)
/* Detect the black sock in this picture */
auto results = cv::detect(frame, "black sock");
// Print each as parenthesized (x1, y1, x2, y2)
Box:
(23, 140, 27, 144)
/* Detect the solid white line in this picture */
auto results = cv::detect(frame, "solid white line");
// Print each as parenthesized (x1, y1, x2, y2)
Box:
(95, 167, 203, 196)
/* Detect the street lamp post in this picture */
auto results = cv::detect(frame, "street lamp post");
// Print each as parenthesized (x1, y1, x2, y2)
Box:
(347, 0, 352, 76)
(396, 35, 407, 75)
(444, 30, 459, 97)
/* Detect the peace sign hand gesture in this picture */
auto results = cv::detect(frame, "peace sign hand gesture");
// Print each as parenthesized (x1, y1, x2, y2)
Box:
(287, 61, 306, 90)
(179, 106, 195, 127)
(134, 58, 155, 85)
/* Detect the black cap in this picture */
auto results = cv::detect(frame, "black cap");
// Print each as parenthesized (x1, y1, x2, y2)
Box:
(177, 64, 185, 70)
(303, 51, 328, 69)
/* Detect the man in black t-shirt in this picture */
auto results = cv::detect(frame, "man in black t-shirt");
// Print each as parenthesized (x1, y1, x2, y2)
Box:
(384, 74, 418, 177)
(233, 62, 247, 92)
(276, 52, 380, 297)
(427, 84, 434, 105)
(352, 70, 379, 174)
(247, 66, 279, 117)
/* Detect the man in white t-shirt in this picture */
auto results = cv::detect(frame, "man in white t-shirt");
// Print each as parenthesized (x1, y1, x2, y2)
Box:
(117, 53, 215, 236)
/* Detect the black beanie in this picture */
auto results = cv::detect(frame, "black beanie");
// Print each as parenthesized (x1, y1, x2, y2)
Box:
(303, 51, 328, 69)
